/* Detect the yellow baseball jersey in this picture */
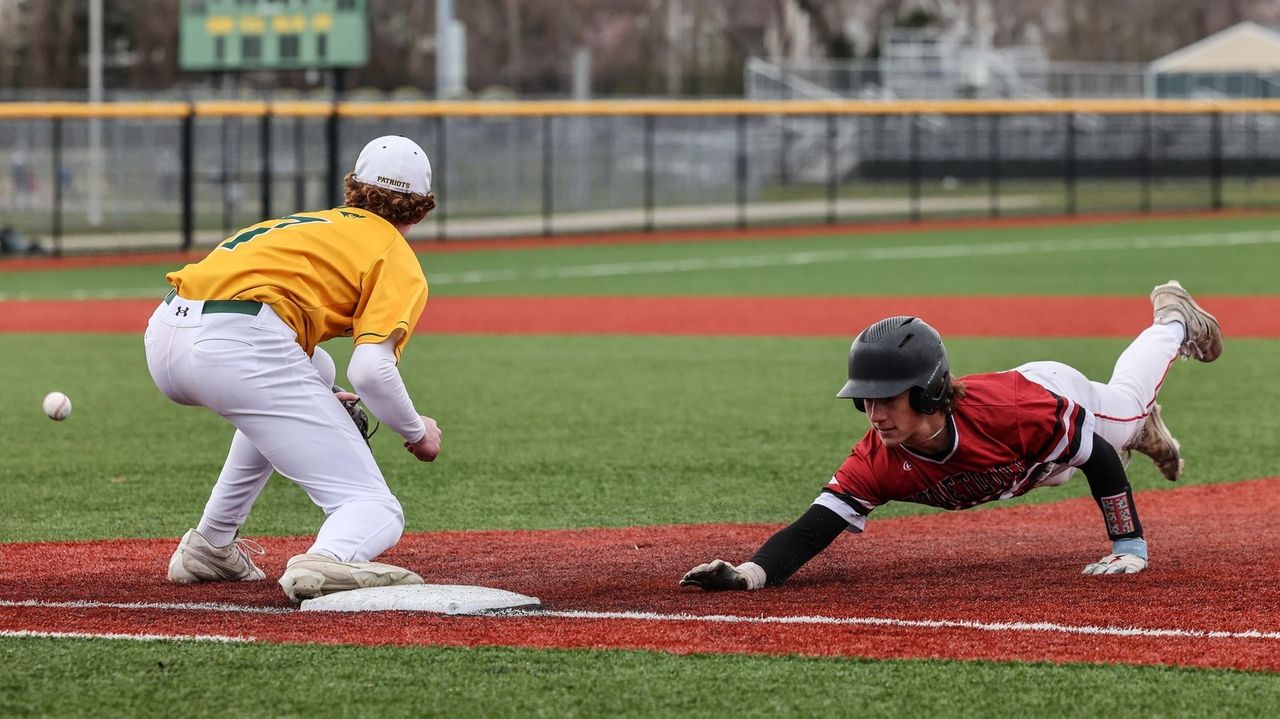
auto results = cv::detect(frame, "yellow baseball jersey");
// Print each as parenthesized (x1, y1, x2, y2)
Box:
(166, 208, 428, 358)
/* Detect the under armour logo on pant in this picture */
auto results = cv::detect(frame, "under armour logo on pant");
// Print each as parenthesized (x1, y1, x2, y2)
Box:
(175, 307, 189, 317)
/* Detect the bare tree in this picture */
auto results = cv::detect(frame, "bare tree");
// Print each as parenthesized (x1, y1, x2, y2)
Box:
(2, 0, 1280, 95)
(127, 0, 179, 90)
(505, 0, 523, 92)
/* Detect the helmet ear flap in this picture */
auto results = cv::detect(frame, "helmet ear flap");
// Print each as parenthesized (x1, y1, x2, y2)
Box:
(909, 372, 950, 414)
(908, 387, 933, 414)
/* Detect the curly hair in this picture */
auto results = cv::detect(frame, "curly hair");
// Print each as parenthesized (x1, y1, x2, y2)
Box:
(940, 379, 968, 414)
(342, 173, 436, 226)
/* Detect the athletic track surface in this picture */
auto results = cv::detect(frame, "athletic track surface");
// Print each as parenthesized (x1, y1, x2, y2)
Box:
(3, 285, 1279, 671)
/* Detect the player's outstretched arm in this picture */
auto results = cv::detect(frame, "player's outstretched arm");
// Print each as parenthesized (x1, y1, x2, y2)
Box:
(348, 337, 441, 462)
(680, 504, 850, 591)
(1079, 433, 1148, 575)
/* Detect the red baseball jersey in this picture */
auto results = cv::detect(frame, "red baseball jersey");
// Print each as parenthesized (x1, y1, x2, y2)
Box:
(814, 370, 1096, 531)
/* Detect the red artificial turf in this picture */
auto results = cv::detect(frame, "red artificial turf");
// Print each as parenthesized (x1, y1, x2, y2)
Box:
(3, 478, 1278, 672)
(3, 295, 1279, 338)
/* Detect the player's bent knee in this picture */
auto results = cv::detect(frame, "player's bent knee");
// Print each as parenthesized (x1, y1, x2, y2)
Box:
(379, 493, 404, 518)
(361, 494, 405, 531)
(354, 499, 406, 562)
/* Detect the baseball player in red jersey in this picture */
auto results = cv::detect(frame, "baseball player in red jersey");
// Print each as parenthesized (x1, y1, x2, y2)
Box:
(681, 280, 1221, 590)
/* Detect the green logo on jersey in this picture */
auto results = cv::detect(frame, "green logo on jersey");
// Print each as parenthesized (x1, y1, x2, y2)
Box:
(220, 214, 330, 251)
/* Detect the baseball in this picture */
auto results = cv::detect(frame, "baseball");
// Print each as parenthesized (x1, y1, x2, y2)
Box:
(42, 391, 72, 421)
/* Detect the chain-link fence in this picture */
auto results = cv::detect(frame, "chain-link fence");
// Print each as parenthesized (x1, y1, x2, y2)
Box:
(1, 99, 1279, 256)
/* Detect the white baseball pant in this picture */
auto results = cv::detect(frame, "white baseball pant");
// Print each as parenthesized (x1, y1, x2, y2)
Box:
(144, 295, 404, 562)
(1015, 321, 1183, 484)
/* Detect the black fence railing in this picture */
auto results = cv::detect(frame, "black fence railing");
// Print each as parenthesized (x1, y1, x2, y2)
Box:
(1, 99, 1278, 257)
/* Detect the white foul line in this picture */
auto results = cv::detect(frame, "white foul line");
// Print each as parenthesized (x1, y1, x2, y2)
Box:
(0, 598, 293, 614)
(425, 229, 1280, 285)
(498, 609, 1280, 641)
(0, 630, 254, 643)
(4, 598, 1278, 642)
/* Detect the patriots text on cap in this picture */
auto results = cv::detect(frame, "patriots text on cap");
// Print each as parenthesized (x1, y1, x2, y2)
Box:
(352, 135, 432, 195)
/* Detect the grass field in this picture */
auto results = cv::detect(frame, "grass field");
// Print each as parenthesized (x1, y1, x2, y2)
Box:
(3, 213, 1280, 716)
(5, 640, 1279, 718)
(5, 214, 1280, 300)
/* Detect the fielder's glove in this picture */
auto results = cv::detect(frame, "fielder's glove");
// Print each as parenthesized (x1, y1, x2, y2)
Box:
(1082, 553, 1148, 575)
(679, 559, 764, 591)
(333, 385, 378, 446)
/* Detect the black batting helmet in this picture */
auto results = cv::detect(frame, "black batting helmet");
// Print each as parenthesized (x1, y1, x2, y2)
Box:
(836, 316, 951, 414)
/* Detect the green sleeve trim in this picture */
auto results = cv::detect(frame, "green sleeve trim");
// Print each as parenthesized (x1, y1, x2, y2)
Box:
(354, 320, 410, 342)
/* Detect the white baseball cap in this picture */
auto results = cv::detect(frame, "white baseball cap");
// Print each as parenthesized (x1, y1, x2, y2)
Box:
(352, 135, 432, 195)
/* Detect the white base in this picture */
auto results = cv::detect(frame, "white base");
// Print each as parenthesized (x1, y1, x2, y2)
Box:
(298, 584, 541, 615)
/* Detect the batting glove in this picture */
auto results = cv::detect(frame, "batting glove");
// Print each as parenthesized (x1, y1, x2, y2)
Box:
(679, 560, 765, 590)
(1082, 553, 1148, 575)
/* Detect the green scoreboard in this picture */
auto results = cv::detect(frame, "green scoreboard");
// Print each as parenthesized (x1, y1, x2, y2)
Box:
(179, 0, 368, 71)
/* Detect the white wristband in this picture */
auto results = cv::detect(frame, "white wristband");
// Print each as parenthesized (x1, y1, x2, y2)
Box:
(737, 561, 767, 590)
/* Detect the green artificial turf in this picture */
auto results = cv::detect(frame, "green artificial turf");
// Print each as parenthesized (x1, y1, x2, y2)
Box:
(3, 214, 1280, 300)
(4, 214, 1279, 713)
(3, 638, 1278, 719)
(2, 334, 1274, 542)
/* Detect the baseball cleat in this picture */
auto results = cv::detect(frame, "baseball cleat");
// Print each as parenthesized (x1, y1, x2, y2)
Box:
(167, 528, 266, 584)
(278, 553, 424, 602)
(1127, 403, 1183, 482)
(1150, 280, 1222, 362)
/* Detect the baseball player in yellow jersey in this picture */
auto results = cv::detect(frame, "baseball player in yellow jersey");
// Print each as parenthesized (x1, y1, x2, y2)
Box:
(144, 135, 442, 602)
